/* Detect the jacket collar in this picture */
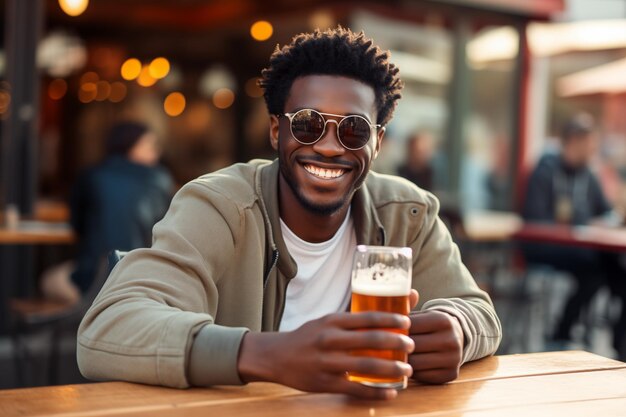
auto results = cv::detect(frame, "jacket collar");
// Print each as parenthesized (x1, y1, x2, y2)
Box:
(352, 179, 386, 246)
(256, 159, 385, 278)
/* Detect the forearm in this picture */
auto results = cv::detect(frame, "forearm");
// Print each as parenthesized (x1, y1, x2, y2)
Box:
(236, 331, 284, 383)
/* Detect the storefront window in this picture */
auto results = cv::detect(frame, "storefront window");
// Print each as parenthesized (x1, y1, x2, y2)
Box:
(352, 10, 453, 198)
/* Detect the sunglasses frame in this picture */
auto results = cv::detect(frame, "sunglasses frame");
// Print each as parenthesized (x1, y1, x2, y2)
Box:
(280, 109, 383, 151)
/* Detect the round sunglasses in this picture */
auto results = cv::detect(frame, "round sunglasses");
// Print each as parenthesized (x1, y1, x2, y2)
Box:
(280, 109, 383, 151)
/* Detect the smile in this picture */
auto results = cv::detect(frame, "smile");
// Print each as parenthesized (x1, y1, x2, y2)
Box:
(303, 164, 346, 180)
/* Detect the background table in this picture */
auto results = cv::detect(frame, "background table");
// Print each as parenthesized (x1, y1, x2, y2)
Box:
(1, 351, 625, 417)
(463, 210, 522, 242)
(0, 221, 75, 245)
(513, 223, 626, 253)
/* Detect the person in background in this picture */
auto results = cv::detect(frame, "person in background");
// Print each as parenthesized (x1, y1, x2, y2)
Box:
(397, 130, 447, 192)
(69, 121, 173, 294)
(522, 113, 626, 359)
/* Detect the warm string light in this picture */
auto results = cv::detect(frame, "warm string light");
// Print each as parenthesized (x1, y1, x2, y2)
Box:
(121, 57, 171, 87)
(77, 71, 127, 104)
(250, 21, 273, 41)
(164, 92, 186, 117)
(58, 0, 89, 17)
(48, 79, 68, 100)
(121, 58, 142, 80)
(149, 57, 170, 79)
(213, 88, 235, 109)
(137, 66, 157, 87)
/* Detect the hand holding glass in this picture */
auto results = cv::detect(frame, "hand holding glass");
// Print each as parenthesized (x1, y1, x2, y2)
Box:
(347, 245, 412, 389)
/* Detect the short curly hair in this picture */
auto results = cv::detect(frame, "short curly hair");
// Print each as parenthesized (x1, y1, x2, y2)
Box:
(260, 27, 403, 126)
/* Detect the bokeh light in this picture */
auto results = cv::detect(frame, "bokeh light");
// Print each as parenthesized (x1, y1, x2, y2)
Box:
(95, 80, 111, 101)
(58, 0, 89, 17)
(164, 92, 186, 116)
(121, 58, 142, 80)
(109, 82, 127, 103)
(149, 57, 170, 79)
(80, 71, 99, 85)
(78, 82, 97, 103)
(0, 90, 11, 115)
(48, 79, 68, 100)
(250, 21, 273, 41)
(137, 65, 157, 87)
(213, 88, 235, 109)
(185, 101, 212, 134)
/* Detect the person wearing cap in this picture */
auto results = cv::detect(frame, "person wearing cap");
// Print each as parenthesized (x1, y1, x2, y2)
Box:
(522, 112, 626, 358)
(69, 121, 173, 294)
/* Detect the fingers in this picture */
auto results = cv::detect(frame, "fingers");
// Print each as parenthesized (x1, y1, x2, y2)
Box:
(409, 310, 455, 335)
(409, 289, 419, 310)
(412, 368, 460, 385)
(317, 328, 415, 352)
(327, 311, 411, 330)
(410, 331, 461, 354)
(320, 353, 413, 378)
(293, 368, 400, 400)
(405, 311, 463, 385)
(408, 351, 461, 371)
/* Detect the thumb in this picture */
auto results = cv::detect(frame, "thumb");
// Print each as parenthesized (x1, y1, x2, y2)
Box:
(409, 289, 419, 310)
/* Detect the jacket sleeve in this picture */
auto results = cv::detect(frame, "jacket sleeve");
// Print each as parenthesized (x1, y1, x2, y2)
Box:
(77, 181, 248, 388)
(412, 193, 502, 363)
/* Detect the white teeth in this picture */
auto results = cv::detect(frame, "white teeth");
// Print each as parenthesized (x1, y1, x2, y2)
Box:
(304, 164, 345, 179)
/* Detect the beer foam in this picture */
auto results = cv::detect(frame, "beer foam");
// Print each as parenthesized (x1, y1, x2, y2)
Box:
(351, 263, 411, 296)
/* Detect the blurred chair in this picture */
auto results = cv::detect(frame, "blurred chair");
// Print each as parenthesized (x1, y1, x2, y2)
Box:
(452, 209, 548, 353)
(8, 250, 125, 386)
(496, 258, 557, 353)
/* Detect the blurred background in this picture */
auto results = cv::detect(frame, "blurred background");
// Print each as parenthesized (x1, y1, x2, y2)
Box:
(1, 0, 626, 388)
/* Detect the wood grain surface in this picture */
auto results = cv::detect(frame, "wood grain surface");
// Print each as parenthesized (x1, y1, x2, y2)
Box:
(1, 351, 625, 417)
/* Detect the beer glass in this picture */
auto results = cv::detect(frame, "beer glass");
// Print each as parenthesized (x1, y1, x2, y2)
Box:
(347, 245, 412, 389)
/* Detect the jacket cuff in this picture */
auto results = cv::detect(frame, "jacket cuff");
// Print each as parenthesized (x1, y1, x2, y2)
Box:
(187, 324, 249, 386)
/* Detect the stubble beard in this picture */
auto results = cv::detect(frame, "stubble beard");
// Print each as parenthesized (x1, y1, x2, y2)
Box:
(280, 160, 348, 216)
(277, 142, 370, 216)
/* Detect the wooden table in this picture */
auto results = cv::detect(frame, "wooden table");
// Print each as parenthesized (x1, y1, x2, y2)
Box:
(0, 221, 76, 245)
(2, 351, 625, 417)
(513, 223, 626, 253)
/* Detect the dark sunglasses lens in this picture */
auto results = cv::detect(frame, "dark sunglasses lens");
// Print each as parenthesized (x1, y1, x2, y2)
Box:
(339, 116, 371, 149)
(291, 110, 324, 144)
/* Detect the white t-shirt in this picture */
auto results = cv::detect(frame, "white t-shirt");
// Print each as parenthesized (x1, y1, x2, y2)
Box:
(278, 210, 356, 332)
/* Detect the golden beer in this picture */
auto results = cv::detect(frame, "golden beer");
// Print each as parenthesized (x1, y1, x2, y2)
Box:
(347, 245, 412, 389)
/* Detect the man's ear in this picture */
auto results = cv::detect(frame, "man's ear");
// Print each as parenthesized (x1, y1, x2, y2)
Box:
(373, 126, 386, 159)
(269, 114, 280, 151)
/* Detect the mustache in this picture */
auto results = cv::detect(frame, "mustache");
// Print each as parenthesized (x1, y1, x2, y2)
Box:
(297, 155, 357, 169)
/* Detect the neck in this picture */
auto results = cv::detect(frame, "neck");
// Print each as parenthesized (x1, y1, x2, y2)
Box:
(278, 175, 350, 243)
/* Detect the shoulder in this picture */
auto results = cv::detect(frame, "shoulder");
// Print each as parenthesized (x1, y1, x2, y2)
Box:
(180, 160, 271, 209)
(365, 171, 435, 208)
(534, 154, 559, 173)
(364, 172, 441, 246)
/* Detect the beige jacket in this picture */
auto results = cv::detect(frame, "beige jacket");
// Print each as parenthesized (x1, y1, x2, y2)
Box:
(77, 159, 501, 388)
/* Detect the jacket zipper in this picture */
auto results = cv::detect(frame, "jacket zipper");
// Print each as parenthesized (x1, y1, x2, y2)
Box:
(261, 248, 279, 330)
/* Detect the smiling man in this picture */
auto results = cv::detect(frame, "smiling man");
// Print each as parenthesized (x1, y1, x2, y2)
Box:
(78, 28, 501, 400)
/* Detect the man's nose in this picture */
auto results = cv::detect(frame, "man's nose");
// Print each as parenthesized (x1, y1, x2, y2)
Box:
(312, 120, 345, 157)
